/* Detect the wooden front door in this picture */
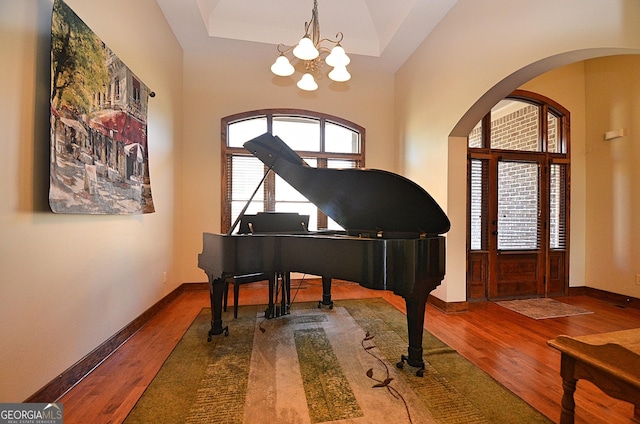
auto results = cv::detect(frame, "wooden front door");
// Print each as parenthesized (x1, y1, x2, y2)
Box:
(467, 92, 570, 300)
(491, 154, 545, 298)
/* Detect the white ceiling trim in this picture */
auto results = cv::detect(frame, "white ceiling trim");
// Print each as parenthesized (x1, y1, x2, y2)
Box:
(156, 0, 457, 72)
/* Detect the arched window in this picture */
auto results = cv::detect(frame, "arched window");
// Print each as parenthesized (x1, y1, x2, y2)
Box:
(221, 109, 365, 233)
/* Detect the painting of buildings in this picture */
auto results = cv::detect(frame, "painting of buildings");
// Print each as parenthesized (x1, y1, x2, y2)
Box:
(49, 0, 154, 214)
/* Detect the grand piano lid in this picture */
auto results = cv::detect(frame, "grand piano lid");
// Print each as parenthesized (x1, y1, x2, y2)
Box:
(244, 133, 451, 236)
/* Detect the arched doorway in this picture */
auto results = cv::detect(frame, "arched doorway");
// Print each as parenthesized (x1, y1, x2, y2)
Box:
(467, 90, 570, 300)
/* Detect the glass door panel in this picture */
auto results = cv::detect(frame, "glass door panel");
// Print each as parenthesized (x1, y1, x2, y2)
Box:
(497, 161, 540, 250)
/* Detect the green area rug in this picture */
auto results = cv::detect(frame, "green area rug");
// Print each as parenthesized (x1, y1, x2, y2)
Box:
(124, 298, 551, 424)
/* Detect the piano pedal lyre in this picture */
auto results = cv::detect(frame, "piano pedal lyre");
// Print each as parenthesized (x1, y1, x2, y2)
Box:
(397, 354, 425, 377)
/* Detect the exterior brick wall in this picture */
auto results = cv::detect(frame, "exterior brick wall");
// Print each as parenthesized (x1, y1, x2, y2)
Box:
(491, 105, 539, 151)
(469, 104, 541, 250)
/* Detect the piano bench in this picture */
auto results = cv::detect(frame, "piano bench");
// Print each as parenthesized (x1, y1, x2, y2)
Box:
(224, 273, 269, 319)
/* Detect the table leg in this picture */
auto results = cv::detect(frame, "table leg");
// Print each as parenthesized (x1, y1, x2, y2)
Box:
(559, 354, 577, 424)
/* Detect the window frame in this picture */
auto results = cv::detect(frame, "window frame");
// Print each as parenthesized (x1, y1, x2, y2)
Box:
(467, 90, 570, 252)
(221, 109, 365, 233)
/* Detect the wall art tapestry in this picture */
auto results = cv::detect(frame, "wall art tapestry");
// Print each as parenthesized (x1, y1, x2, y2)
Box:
(49, 0, 155, 214)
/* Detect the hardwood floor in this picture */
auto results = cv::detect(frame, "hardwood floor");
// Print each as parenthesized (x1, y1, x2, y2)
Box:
(58, 280, 640, 424)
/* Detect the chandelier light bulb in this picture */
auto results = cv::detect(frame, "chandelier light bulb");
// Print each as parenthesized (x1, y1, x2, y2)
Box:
(297, 73, 318, 91)
(293, 36, 319, 60)
(328, 65, 351, 82)
(325, 45, 350, 67)
(271, 54, 295, 76)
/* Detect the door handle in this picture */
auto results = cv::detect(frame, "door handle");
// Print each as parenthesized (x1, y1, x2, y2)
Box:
(492, 231, 498, 235)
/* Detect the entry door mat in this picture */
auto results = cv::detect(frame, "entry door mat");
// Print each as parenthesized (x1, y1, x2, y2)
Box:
(496, 298, 593, 320)
(124, 298, 551, 424)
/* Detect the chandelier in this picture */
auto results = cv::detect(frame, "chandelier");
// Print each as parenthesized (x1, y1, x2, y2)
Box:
(270, 0, 351, 91)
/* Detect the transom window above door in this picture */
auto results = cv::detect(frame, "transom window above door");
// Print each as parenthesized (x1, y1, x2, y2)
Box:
(221, 109, 365, 233)
(468, 94, 567, 154)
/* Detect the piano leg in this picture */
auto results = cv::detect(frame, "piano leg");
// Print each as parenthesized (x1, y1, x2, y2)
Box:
(207, 276, 229, 341)
(397, 289, 430, 377)
(317, 276, 334, 309)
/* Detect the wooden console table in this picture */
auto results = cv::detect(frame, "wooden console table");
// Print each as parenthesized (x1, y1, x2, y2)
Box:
(548, 328, 640, 424)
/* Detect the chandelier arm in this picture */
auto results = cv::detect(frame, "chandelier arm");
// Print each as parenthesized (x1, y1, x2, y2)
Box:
(277, 43, 295, 54)
(303, 20, 312, 38)
(316, 46, 332, 54)
(317, 39, 338, 48)
(317, 32, 344, 47)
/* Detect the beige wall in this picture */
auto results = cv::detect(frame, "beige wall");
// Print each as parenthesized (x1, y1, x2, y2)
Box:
(178, 44, 396, 283)
(0, 0, 183, 401)
(520, 56, 640, 300)
(396, 0, 640, 302)
(584, 55, 640, 297)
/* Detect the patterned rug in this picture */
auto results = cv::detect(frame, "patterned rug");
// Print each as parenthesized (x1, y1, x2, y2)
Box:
(496, 297, 593, 320)
(124, 298, 551, 424)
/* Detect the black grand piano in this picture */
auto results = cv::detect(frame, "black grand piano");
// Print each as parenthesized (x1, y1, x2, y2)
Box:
(198, 133, 450, 376)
